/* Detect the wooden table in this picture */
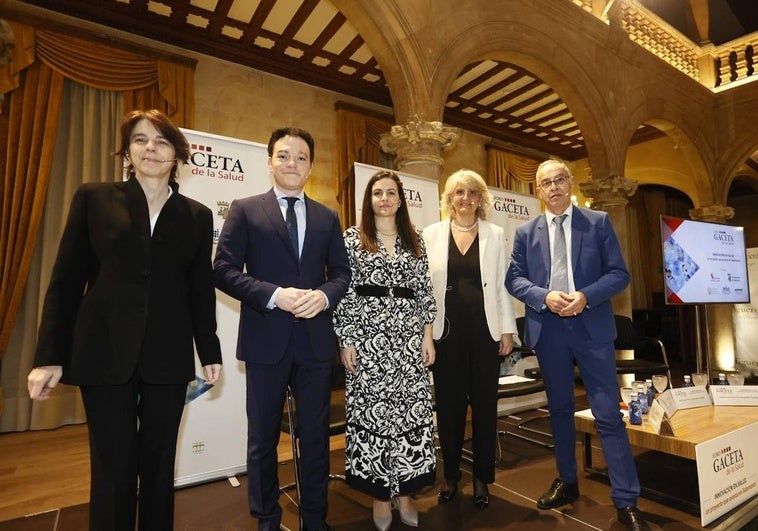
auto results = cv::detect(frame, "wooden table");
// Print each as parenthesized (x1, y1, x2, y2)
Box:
(575, 405, 758, 526)
(575, 405, 758, 460)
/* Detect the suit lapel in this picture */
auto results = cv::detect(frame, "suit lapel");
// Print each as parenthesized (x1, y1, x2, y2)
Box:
(261, 190, 299, 261)
(432, 219, 451, 267)
(537, 214, 551, 272)
(122, 177, 151, 238)
(152, 183, 182, 241)
(301, 195, 318, 259)
(570, 208, 588, 271)
(478, 220, 489, 265)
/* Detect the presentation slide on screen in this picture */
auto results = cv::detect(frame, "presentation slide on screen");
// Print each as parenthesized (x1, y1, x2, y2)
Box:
(660, 216, 750, 304)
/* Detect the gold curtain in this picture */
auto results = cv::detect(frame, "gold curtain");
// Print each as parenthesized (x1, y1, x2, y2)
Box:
(486, 145, 541, 194)
(335, 104, 393, 227)
(2, 81, 121, 432)
(0, 62, 64, 367)
(0, 21, 195, 362)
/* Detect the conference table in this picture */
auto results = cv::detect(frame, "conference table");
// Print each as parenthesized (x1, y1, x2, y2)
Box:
(575, 405, 758, 528)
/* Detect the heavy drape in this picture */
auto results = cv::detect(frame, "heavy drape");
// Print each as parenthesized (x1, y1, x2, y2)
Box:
(1, 81, 122, 431)
(335, 103, 393, 228)
(0, 21, 195, 366)
(486, 145, 540, 195)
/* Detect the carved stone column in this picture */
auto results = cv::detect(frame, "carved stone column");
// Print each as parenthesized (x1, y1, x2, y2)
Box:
(579, 174, 638, 317)
(380, 115, 460, 181)
(689, 203, 734, 223)
(689, 204, 736, 377)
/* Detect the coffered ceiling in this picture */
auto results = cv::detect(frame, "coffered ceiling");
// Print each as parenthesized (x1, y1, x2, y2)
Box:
(7, 0, 756, 162)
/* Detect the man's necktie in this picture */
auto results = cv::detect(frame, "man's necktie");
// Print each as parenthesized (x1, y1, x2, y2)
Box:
(285, 197, 299, 256)
(550, 214, 568, 292)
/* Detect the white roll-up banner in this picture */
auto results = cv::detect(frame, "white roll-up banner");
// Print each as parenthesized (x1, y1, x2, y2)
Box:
(353, 162, 441, 229)
(734, 247, 758, 376)
(174, 128, 270, 487)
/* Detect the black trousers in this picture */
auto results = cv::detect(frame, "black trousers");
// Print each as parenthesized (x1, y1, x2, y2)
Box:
(433, 304, 500, 483)
(80, 371, 187, 531)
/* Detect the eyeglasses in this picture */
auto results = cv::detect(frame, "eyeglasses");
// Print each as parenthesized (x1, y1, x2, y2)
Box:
(538, 175, 569, 190)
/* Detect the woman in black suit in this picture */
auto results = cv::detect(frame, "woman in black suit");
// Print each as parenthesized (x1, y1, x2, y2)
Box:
(27, 109, 222, 531)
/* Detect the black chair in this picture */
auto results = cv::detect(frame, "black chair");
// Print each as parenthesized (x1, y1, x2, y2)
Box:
(522, 315, 671, 384)
(613, 314, 672, 383)
(494, 346, 553, 453)
(280, 360, 347, 529)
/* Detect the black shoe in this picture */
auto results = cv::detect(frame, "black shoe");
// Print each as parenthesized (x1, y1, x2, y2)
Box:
(537, 478, 579, 509)
(473, 477, 489, 509)
(303, 524, 331, 531)
(437, 479, 458, 504)
(617, 507, 651, 531)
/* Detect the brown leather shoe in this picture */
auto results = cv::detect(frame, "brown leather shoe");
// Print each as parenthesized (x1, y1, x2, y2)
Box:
(537, 478, 579, 509)
(617, 506, 651, 531)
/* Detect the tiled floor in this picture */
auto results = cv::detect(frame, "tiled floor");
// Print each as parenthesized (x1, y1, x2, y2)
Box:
(3, 407, 757, 530)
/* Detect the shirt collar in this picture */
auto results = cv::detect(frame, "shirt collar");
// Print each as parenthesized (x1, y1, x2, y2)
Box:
(274, 186, 305, 202)
(545, 204, 572, 226)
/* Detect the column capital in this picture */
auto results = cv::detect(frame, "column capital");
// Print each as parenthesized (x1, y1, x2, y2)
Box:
(578, 174, 638, 209)
(689, 203, 735, 223)
(380, 115, 460, 170)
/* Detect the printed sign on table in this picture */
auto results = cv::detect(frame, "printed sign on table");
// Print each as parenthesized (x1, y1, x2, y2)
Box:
(696, 422, 758, 526)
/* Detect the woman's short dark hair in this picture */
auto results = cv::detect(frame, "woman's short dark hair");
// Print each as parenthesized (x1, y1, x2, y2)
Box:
(267, 127, 315, 162)
(359, 170, 422, 257)
(115, 109, 189, 181)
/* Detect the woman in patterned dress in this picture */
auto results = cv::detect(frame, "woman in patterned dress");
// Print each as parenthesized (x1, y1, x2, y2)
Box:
(333, 170, 436, 531)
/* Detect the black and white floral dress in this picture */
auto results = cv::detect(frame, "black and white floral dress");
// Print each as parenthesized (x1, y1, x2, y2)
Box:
(333, 226, 437, 499)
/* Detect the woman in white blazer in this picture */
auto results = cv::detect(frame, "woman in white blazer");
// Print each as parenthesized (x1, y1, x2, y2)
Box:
(422, 169, 517, 510)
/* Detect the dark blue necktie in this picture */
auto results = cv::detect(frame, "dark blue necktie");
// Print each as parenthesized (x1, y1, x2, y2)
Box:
(285, 196, 299, 256)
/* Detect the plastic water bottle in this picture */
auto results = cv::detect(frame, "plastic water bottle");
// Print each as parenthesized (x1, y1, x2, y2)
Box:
(636, 384, 648, 414)
(629, 392, 643, 425)
(645, 378, 655, 406)
(716, 373, 728, 385)
(682, 375, 694, 387)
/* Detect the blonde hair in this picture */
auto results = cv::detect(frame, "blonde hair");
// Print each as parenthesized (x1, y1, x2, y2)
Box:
(440, 169, 492, 220)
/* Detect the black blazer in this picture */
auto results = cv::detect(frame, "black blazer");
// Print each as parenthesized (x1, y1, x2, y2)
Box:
(34, 177, 222, 385)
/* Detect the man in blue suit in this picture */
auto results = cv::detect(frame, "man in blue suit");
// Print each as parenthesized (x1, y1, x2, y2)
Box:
(506, 160, 650, 531)
(214, 127, 350, 531)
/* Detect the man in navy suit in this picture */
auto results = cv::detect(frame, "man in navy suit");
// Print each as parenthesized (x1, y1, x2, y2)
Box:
(506, 160, 650, 531)
(214, 127, 350, 531)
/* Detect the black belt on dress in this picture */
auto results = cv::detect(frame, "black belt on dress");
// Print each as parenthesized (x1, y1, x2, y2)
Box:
(355, 284, 415, 299)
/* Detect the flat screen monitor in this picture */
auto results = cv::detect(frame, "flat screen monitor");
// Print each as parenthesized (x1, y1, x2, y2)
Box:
(660, 216, 750, 304)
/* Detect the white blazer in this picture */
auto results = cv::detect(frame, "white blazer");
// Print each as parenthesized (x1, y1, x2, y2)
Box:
(422, 218, 517, 342)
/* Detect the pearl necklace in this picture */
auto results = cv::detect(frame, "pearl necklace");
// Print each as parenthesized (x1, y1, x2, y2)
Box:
(377, 230, 398, 237)
(451, 219, 478, 232)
